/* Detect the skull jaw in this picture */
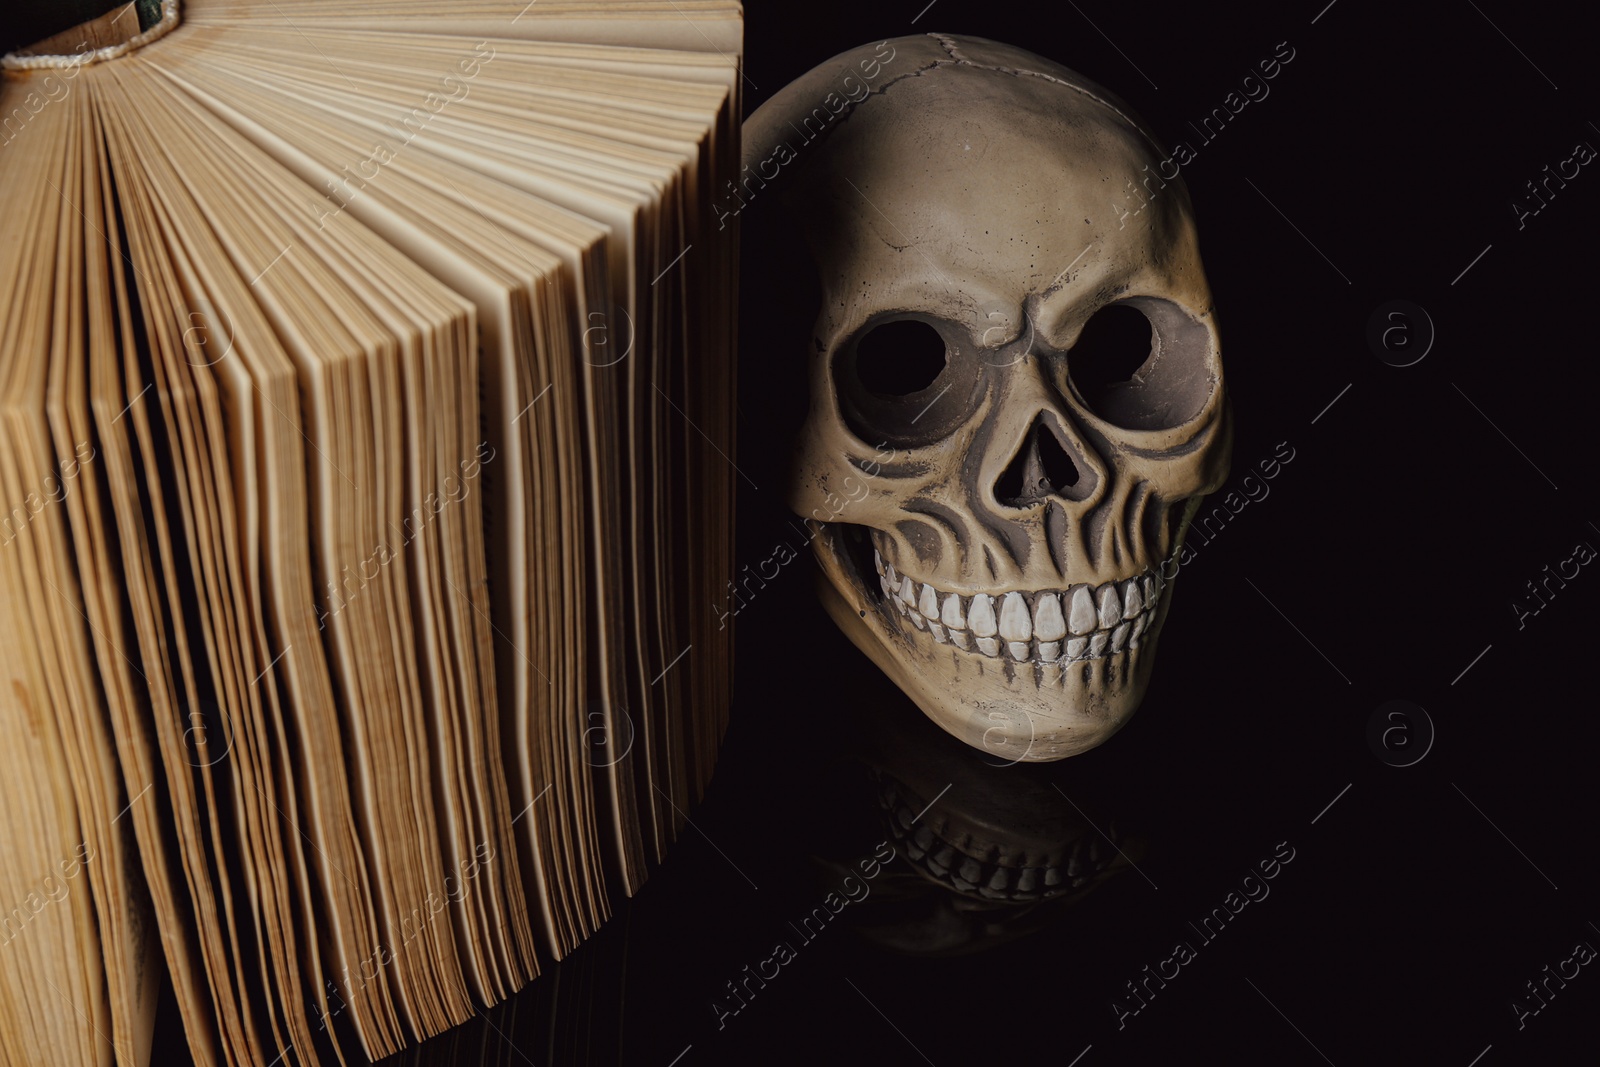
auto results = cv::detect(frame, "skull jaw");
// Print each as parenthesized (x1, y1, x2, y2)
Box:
(811, 524, 1167, 762)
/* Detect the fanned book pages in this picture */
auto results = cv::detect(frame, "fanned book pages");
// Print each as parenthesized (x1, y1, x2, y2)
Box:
(0, 1, 741, 1063)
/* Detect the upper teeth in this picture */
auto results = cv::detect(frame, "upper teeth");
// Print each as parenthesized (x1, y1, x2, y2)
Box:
(873, 549, 1163, 666)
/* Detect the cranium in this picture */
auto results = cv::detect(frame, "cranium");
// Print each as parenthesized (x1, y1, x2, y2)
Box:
(745, 34, 1231, 761)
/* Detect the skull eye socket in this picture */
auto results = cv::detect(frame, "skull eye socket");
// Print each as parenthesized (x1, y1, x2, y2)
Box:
(837, 314, 975, 447)
(854, 319, 947, 396)
(1064, 297, 1215, 431)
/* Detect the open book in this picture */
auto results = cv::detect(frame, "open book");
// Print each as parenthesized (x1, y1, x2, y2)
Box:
(0, 1, 741, 1063)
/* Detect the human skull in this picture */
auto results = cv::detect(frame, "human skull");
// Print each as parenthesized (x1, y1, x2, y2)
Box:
(745, 35, 1231, 761)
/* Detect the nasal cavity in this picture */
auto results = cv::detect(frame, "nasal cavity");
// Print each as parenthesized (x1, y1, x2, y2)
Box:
(995, 417, 1087, 508)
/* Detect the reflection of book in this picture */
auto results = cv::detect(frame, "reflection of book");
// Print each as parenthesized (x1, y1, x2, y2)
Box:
(0, 2, 741, 1063)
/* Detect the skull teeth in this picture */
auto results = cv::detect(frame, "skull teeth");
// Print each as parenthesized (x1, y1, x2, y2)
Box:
(1120, 579, 1143, 620)
(1068, 586, 1097, 635)
(1033, 593, 1066, 642)
(881, 777, 1117, 901)
(940, 593, 965, 631)
(871, 549, 1166, 667)
(1097, 585, 1122, 630)
(998, 592, 1031, 643)
(967, 593, 997, 638)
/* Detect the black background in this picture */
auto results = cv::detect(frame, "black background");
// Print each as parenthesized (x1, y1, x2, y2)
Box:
(125, 0, 1600, 1063)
